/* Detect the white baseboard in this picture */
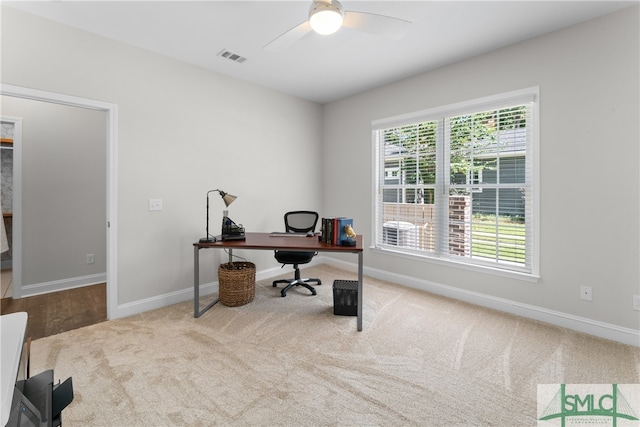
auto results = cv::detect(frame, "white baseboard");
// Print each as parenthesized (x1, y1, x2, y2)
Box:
(321, 257, 640, 347)
(111, 259, 323, 319)
(115, 282, 219, 319)
(21, 273, 107, 297)
(110, 256, 639, 347)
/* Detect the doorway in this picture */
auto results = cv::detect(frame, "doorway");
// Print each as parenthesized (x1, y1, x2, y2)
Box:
(0, 84, 118, 320)
(1, 117, 20, 299)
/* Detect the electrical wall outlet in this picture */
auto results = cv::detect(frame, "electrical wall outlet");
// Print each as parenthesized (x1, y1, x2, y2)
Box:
(633, 295, 640, 311)
(86, 253, 95, 264)
(580, 285, 592, 301)
(148, 199, 163, 211)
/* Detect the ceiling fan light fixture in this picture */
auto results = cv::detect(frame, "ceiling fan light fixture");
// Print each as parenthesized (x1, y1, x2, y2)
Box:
(309, 1, 344, 35)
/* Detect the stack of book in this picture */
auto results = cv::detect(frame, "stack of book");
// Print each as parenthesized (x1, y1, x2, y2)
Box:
(320, 217, 354, 245)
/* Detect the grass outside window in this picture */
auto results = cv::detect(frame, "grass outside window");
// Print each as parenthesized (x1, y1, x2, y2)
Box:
(471, 214, 525, 264)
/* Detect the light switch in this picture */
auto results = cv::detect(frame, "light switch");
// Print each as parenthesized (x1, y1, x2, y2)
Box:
(149, 199, 163, 211)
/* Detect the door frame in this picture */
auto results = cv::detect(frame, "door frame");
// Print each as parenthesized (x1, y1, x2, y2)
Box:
(1, 84, 118, 319)
(1, 116, 22, 298)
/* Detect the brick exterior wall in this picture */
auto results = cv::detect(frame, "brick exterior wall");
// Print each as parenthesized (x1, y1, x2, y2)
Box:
(448, 195, 470, 256)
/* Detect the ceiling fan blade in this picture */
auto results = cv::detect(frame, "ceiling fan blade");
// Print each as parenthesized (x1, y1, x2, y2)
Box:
(263, 20, 313, 52)
(342, 11, 411, 40)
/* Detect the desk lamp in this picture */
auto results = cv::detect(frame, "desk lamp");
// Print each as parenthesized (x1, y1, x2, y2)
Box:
(200, 189, 237, 243)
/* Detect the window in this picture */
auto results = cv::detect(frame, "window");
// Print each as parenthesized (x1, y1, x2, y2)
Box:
(373, 88, 538, 276)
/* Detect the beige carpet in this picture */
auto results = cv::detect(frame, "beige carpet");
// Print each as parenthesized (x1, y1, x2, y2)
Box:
(30, 265, 639, 426)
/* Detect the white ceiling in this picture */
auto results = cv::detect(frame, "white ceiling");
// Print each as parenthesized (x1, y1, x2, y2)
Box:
(5, 1, 638, 104)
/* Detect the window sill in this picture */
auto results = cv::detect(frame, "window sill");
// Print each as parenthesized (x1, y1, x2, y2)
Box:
(370, 246, 540, 283)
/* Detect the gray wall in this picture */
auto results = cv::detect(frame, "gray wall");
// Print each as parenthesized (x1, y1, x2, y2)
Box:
(322, 7, 640, 333)
(1, 5, 638, 341)
(1, 97, 107, 290)
(1, 6, 323, 306)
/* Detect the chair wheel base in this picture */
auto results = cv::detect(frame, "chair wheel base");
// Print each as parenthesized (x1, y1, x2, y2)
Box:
(272, 266, 321, 297)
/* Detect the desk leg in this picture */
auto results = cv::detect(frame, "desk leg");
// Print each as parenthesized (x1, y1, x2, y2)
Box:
(194, 246, 219, 318)
(194, 246, 199, 317)
(357, 251, 363, 331)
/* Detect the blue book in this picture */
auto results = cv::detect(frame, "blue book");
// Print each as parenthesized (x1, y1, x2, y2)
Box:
(336, 218, 354, 246)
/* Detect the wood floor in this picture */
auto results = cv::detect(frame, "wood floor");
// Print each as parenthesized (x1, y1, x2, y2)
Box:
(1, 283, 107, 340)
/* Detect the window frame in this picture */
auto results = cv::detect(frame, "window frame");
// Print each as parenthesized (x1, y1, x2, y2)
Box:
(371, 87, 540, 281)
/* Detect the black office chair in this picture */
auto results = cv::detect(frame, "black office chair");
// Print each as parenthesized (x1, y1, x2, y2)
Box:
(273, 211, 322, 297)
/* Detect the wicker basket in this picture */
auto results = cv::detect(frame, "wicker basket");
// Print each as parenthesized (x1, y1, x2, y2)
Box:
(218, 261, 256, 307)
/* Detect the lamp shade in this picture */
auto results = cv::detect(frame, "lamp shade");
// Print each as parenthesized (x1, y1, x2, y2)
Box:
(309, 1, 344, 35)
(221, 192, 237, 207)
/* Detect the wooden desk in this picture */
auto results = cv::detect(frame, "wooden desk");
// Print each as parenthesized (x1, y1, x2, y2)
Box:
(193, 232, 364, 331)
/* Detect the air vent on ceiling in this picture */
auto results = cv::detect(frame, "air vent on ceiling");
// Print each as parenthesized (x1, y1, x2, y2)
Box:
(217, 49, 247, 63)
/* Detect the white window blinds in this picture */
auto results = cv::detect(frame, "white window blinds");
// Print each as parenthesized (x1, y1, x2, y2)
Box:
(373, 88, 538, 275)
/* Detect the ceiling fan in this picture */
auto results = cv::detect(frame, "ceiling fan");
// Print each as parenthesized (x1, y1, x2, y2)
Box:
(263, 0, 412, 52)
